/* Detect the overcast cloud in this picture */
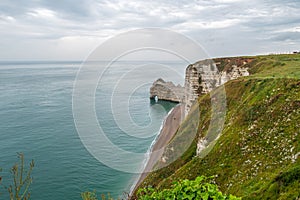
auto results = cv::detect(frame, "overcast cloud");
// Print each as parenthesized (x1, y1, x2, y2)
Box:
(0, 0, 300, 60)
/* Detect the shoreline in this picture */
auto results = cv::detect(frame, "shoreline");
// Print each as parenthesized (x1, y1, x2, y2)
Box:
(128, 106, 174, 195)
(129, 103, 185, 197)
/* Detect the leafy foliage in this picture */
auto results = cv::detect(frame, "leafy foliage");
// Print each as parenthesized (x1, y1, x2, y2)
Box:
(137, 176, 240, 200)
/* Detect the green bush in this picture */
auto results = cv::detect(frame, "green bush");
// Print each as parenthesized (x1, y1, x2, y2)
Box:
(137, 176, 240, 200)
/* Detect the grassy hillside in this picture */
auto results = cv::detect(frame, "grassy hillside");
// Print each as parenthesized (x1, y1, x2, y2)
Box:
(135, 54, 300, 199)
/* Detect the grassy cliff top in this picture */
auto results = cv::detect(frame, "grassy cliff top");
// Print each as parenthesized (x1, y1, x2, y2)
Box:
(135, 54, 300, 199)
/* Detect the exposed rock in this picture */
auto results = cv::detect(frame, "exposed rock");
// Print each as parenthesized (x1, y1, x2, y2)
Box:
(150, 57, 253, 115)
(184, 59, 220, 114)
(196, 138, 208, 155)
(184, 58, 252, 115)
(150, 78, 184, 103)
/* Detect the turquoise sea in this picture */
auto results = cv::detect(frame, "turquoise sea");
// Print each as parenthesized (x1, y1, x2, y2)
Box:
(0, 61, 186, 199)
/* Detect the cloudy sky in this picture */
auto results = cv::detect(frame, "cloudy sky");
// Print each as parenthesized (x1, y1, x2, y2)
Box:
(0, 0, 300, 61)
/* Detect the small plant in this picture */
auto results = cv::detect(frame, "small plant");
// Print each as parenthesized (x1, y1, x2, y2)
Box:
(137, 176, 240, 200)
(81, 191, 98, 200)
(3, 153, 35, 200)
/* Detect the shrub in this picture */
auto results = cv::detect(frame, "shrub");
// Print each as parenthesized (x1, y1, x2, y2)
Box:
(137, 176, 240, 200)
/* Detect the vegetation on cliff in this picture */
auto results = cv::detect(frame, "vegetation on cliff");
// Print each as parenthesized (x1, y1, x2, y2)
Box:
(137, 176, 240, 200)
(135, 54, 300, 199)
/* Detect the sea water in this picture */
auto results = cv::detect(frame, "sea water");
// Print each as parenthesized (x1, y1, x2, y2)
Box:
(0, 61, 185, 199)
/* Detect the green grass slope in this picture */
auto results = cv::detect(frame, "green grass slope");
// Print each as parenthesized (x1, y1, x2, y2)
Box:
(136, 54, 300, 199)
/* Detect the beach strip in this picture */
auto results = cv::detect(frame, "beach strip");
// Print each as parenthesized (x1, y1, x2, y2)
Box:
(130, 103, 185, 196)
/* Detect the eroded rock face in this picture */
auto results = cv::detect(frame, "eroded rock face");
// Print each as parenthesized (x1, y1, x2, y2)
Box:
(150, 78, 184, 103)
(150, 57, 253, 115)
(184, 59, 220, 114)
(184, 58, 252, 115)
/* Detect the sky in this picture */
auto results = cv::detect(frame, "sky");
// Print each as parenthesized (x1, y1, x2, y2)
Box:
(0, 0, 300, 61)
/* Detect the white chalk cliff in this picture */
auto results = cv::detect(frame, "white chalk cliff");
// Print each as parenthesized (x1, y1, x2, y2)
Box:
(150, 78, 185, 103)
(150, 57, 253, 116)
(184, 58, 251, 115)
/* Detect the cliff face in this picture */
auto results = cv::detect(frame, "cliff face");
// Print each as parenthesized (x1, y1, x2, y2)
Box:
(184, 58, 252, 115)
(150, 78, 184, 103)
(150, 58, 252, 115)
